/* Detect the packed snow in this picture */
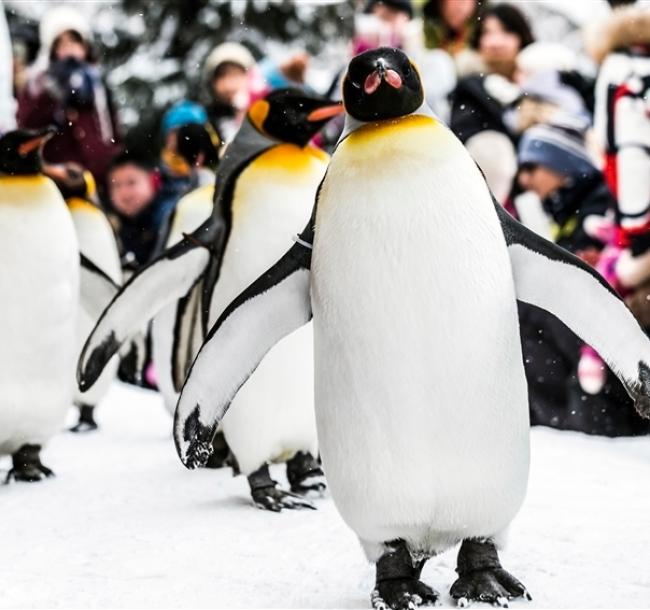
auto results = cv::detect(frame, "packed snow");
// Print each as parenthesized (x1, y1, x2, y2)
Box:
(1, 381, 649, 609)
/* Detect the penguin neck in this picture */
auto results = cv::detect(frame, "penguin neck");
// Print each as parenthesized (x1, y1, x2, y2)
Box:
(338, 100, 439, 145)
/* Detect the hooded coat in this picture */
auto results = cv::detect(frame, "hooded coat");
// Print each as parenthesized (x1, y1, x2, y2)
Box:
(16, 6, 120, 188)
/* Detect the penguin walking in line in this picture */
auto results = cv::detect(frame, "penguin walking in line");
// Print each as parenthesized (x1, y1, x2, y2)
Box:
(78, 89, 344, 510)
(44, 163, 123, 432)
(0, 127, 79, 481)
(170, 48, 650, 609)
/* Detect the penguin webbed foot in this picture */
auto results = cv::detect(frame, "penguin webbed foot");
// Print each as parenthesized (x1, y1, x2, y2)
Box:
(248, 464, 315, 512)
(373, 540, 438, 610)
(371, 579, 439, 610)
(450, 539, 531, 608)
(5, 444, 54, 483)
(69, 404, 98, 433)
(286, 451, 326, 496)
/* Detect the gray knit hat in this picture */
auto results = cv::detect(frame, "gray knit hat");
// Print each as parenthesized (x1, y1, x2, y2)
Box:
(518, 121, 596, 178)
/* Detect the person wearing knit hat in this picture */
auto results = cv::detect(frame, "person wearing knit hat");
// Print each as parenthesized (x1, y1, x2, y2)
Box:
(16, 5, 121, 192)
(516, 120, 648, 436)
(202, 42, 257, 144)
(518, 121, 597, 194)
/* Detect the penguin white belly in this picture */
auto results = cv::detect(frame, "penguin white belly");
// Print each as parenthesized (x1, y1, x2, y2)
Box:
(152, 185, 213, 415)
(69, 199, 122, 407)
(213, 146, 326, 474)
(311, 117, 529, 557)
(0, 177, 79, 454)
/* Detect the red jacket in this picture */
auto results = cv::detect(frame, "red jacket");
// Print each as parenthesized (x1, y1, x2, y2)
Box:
(17, 66, 121, 188)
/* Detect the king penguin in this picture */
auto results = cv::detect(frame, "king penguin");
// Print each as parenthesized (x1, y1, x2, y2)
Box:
(171, 48, 650, 608)
(78, 89, 344, 510)
(0, 127, 80, 481)
(44, 162, 123, 432)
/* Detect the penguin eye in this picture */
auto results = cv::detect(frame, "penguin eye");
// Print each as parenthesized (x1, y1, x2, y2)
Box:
(404, 64, 412, 77)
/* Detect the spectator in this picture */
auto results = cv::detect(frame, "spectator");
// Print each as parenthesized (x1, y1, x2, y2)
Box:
(587, 2, 650, 234)
(158, 100, 210, 224)
(515, 121, 648, 436)
(518, 122, 611, 254)
(421, 0, 479, 56)
(353, 0, 416, 55)
(202, 42, 256, 144)
(16, 6, 121, 190)
(105, 153, 167, 268)
(450, 3, 534, 203)
(0, 1, 16, 133)
(260, 51, 314, 94)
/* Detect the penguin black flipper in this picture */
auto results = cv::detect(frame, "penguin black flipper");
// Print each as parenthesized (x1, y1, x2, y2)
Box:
(77, 219, 221, 392)
(495, 201, 650, 417)
(174, 215, 315, 469)
(79, 253, 119, 319)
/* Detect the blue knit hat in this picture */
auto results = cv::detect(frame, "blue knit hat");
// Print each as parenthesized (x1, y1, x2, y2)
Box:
(161, 100, 208, 136)
(518, 121, 596, 178)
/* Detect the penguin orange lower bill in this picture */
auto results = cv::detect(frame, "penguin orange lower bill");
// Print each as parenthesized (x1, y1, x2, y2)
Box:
(307, 104, 344, 122)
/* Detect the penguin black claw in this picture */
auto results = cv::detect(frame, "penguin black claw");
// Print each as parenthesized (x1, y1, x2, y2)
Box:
(250, 485, 316, 512)
(451, 540, 530, 607)
(450, 570, 529, 606)
(5, 445, 54, 483)
(286, 451, 326, 496)
(371, 580, 439, 610)
(248, 463, 316, 512)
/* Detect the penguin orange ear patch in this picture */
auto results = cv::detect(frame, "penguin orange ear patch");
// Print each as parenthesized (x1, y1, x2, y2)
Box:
(249, 100, 270, 134)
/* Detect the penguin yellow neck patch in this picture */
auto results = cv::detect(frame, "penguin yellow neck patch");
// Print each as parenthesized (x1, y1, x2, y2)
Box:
(67, 197, 100, 214)
(252, 144, 328, 173)
(346, 114, 439, 147)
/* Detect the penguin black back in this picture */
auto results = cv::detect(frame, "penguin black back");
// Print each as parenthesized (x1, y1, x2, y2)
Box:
(247, 88, 343, 147)
(0, 127, 57, 176)
(343, 47, 423, 122)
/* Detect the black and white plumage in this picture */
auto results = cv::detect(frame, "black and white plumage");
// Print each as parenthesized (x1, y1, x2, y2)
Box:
(78, 90, 340, 506)
(174, 48, 650, 608)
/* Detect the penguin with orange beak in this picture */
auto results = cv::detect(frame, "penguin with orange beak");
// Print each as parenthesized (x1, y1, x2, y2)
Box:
(78, 89, 343, 510)
(0, 127, 79, 481)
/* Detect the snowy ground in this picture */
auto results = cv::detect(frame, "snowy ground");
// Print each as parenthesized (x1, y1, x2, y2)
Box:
(1, 382, 650, 609)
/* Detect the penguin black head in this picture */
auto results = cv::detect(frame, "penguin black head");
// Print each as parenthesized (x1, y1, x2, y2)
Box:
(248, 88, 343, 147)
(343, 48, 424, 123)
(0, 126, 57, 176)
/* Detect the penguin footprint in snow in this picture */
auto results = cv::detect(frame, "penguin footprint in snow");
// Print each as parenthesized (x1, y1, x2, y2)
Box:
(371, 579, 440, 610)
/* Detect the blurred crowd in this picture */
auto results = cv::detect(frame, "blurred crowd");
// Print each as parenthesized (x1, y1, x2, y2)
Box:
(2, 0, 650, 437)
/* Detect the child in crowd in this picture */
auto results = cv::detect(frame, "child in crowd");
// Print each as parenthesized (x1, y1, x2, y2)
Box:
(105, 153, 167, 268)
(516, 120, 649, 436)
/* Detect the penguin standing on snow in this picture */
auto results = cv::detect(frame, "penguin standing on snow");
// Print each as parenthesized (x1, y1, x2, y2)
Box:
(44, 163, 122, 432)
(78, 89, 344, 510)
(0, 127, 79, 481)
(170, 48, 650, 608)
